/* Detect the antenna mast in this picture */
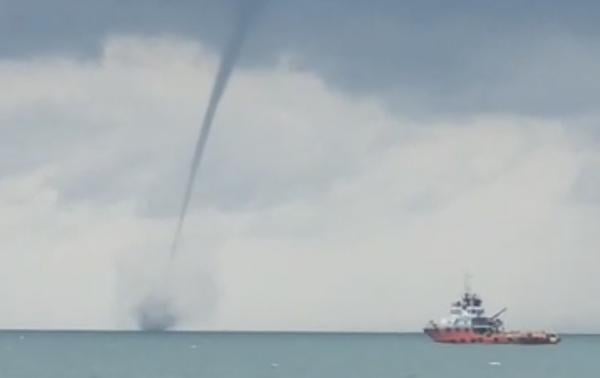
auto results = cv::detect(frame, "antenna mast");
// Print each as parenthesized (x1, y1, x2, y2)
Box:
(464, 273, 472, 294)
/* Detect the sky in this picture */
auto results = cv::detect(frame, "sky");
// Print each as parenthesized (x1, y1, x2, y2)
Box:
(1, 0, 599, 332)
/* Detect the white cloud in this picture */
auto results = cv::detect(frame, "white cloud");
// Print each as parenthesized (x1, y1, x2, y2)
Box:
(0, 36, 598, 332)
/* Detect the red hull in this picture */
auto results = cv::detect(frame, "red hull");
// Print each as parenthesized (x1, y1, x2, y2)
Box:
(424, 328, 560, 345)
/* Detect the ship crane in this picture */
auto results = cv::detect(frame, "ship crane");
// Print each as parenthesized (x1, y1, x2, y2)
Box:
(490, 307, 507, 320)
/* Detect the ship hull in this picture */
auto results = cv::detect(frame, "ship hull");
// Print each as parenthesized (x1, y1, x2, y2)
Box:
(424, 328, 560, 345)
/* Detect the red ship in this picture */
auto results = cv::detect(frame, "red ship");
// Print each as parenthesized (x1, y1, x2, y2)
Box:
(424, 285, 560, 345)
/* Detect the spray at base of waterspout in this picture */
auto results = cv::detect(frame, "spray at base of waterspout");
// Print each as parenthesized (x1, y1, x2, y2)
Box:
(136, 292, 178, 331)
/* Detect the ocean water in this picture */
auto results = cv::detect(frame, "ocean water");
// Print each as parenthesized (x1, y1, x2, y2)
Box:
(0, 331, 597, 378)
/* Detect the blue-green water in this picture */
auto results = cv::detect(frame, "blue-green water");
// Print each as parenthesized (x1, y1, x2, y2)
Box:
(0, 332, 597, 377)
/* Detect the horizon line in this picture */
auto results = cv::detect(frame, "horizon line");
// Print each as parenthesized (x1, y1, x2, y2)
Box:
(0, 329, 597, 336)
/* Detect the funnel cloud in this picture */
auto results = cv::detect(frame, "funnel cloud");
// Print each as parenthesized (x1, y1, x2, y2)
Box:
(171, 0, 266, 257)
(135, 0, 265, 331)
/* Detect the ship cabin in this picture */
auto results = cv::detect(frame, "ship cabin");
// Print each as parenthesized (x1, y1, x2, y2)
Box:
(443, 292, 505, 334)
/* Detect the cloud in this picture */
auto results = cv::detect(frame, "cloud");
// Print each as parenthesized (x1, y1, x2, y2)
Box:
(0, 36, 598, 331)
(4, 0, 600, 118)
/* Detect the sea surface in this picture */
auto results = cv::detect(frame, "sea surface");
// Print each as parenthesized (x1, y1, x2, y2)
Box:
(0, 331, 597, 378)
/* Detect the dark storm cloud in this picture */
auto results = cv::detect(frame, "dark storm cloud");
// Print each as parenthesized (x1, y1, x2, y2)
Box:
(3, 0, 600, 117)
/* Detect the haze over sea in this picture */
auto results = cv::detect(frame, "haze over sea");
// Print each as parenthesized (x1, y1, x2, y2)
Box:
(0, 331, 597, 378)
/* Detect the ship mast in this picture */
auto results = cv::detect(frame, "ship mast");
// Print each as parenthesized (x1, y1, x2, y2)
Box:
(464, 273, 472, 294)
